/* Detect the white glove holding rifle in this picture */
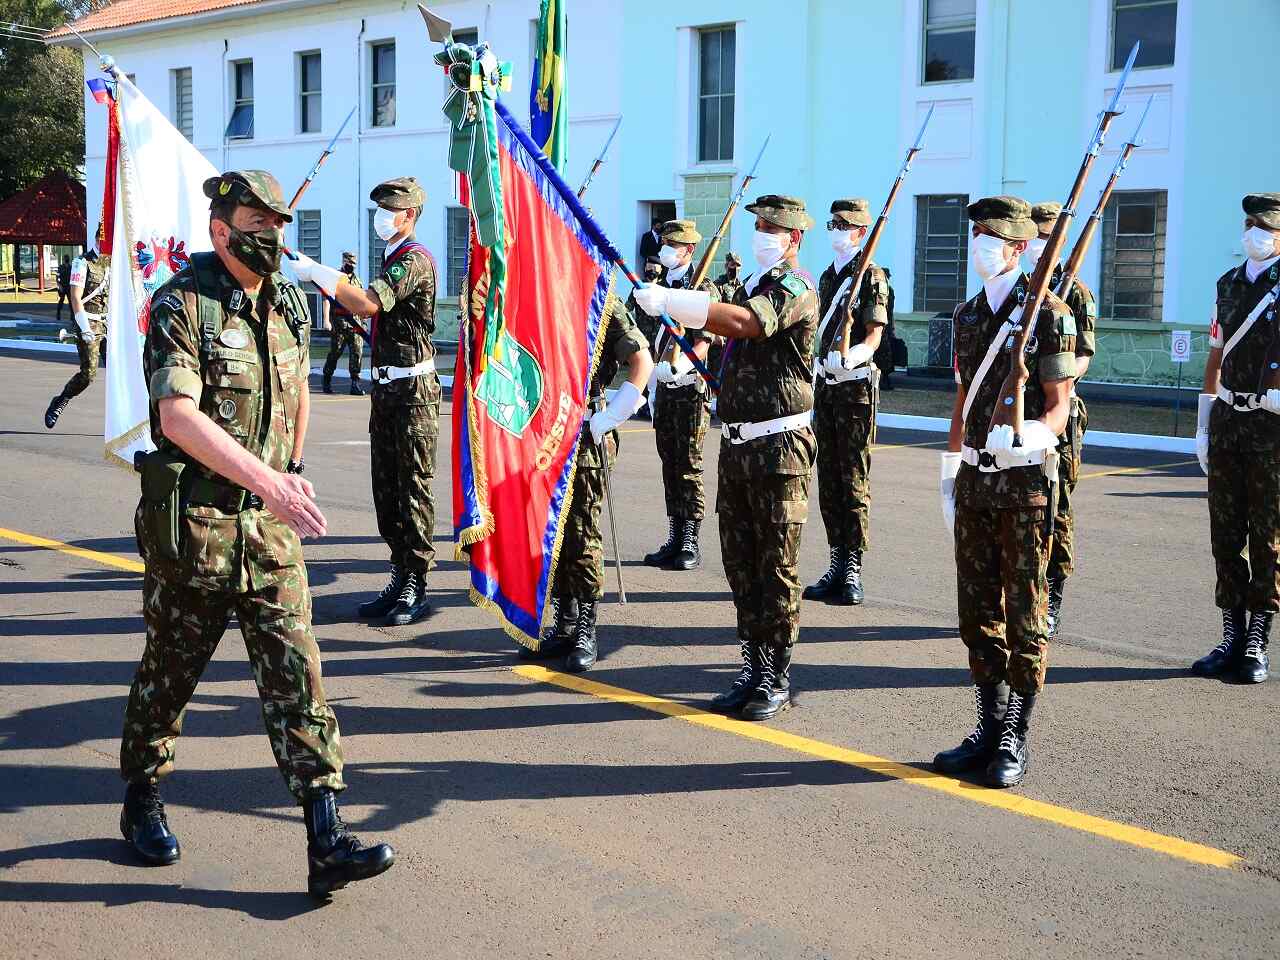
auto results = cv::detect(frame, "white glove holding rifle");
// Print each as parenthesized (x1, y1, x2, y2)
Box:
(654, 350, 694, 385)
(1261, 388, 1280, 416)
(288, 252, 342, 297)
(984, 420, 1058, 470)
(588, 382, 644, 445)
(940, 452, 961, 536)
(1195, 393, 1214, 475)
(73, 309, 94, 343)
(633, 286, 711, 328)
(824, 342, 874, 375)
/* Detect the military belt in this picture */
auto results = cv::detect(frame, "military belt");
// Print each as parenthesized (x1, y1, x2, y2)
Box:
(186, 474, 264, 512)
(721, 411, 812, 445)
(661, 370, 703, 389)
(1216, 386, 1264, 412)
(960, 443, 1047, 473)
(373, 361, 433, 385)
(820, 363, 875, 385)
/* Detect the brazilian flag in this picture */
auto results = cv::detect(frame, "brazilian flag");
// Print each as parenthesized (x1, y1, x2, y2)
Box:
(530, 0, 566, 172)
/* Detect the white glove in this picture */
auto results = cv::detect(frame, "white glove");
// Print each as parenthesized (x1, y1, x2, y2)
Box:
(80, 329, 96, 344)
(1261, 388, 1280, 416)
(985, 420, 1058, 469)
(73, 309, 91, 336)
(671, 350, 693, 376)
(654, 360, 676, 383)
(845, 342, 875, 368)
(289, 253, 342, 295)
(823, 351, 846, 375)
(588, 381, 644, 444)
(1196, 393, 1214, 476)
(940, 452, 961, 536)
(633, 285, 669, 318)
(665, 289, 711, 328)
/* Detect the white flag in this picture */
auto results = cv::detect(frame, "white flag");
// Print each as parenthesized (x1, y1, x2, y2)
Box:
(104, 73, 217, 469)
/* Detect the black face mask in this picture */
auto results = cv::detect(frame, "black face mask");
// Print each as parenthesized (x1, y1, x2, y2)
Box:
(342, 263, 355, 275)
(227, 225, 283, 276)
(85, 250, 99, 263)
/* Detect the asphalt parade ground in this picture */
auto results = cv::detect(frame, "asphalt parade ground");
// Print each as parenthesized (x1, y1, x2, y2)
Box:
(1, 352, 1277, 960)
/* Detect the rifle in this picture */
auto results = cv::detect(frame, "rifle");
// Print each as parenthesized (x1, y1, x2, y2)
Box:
(988, 41, 1139, 440)
(577, 116, 622, 200)
(836, 104, 934, 356)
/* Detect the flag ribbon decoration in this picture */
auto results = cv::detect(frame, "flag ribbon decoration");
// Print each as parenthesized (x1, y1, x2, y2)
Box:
(529, 0, 567, 172)
(87, 78, 119, 254)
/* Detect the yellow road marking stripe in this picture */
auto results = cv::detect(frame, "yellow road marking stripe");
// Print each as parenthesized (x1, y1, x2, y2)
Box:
(1077, 459, 1198, 482)
(0, 527, 144, 573)
(513, 665, 1241, 870)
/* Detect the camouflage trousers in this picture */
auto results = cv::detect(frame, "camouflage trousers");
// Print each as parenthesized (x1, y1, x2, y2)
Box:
(120, 566, 345, 801)
(1048, 397, 1088, 581)
(552, 433, 616, 601)
(954, 498, 1052, 694)
(814, 386, 874, 552)
(1207, 441, 1280, 612)
(653, 387, 710, 520)
(370, 401, 438, 573)
(717, 439, 812, 652)
(61, 324, 106, 399)
(322, 324, 363, 382)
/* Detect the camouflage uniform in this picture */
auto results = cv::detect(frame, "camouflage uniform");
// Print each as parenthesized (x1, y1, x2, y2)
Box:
(60, 253, 111, 399)
(322, 264, 365, 386)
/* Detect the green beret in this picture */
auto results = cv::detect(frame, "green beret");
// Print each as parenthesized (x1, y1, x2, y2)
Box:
(745, 194, 815, 231)
(1243, 193, 1280, 230)
(967, 195, 1037, 242)
(725, 251, 742, 266)
(830, 198, 872, 228)
(660, 219, 702, 245)
(1030, 201, 1062, 237)
(370, 176, 426, 210)
(203, 170, 293, 223)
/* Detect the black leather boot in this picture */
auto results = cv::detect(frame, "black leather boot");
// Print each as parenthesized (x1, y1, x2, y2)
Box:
(564, 600, 598, 673)
(1191, 606, 1246, 676)
(358, 565, 404, 619)
(304, 789, 395, 899)
(709, 634, 757, 714)
(671, 519, 702, 571)
(741, 645, 792, 721)
(803, 546, 845, 601)
(386, 571, 432, 626)
(985, 690, 1037, 788)
(349, 380, 365, 396)
(932, 683, 1009, 774)
(644, 518, 679, 567)
(44, 394, 69, 430)
(1046, 576, 1066, 640)
(120, 780, 181, 866)
(322, 377, 334, 394)
(520, 596, 578, 660)
(840, 548, 865, 606)
(1239, 611, 1272, 684)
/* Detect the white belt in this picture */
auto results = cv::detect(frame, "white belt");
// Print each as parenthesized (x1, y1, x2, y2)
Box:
(1217, 385, 1263, 412)
(961, 443, 1047, 473)
(820, 364, 875, 385)
(373, 361, 433, 385)
(661, 370, 703, 390)
(722, 411, 812, 444)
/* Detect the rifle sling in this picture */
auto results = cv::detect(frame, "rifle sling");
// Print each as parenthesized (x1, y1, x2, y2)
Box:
(1221, 280, 1280, 363)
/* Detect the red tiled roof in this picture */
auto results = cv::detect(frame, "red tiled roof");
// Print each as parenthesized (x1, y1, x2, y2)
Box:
(47, 0, 268, 38)
(0, 172, 87, 245)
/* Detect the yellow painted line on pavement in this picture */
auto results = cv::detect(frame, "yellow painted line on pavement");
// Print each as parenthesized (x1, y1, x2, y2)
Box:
(0, 526, 144, 573)
(1077, 459, 1198, 482)
(513, 665, 1241, 870)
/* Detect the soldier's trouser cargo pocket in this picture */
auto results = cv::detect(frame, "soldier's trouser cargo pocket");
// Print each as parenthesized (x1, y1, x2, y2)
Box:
(137, 451, 188, 562)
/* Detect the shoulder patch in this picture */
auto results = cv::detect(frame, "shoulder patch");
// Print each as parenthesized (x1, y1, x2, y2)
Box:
(388, 262, 407, 283)
(1058, 308, 1077, 338)
(780, 274, 812, 298)
(156, 293, 184, 314)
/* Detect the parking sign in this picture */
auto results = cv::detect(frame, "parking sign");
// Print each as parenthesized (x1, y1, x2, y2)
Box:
(1170, 330, 1192, 364)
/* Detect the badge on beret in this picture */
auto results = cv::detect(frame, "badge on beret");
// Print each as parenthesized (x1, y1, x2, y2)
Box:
(218, 399, 238, 419)
(220, 328, 249, 349)
(219, 180, 232, 196)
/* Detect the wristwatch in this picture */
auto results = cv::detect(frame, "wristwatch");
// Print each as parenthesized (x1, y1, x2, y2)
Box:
(286, 458, 305, 475)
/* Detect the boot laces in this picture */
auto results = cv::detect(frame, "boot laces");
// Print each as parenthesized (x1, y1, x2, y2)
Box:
(731, 636, 755, 688)
(376, 565, 403, 601)
(395, 571, 419, 605)
(1212, 608, 1242, 655)
(132, 783, 167, 825)
(572, 602, 595, 649)
(962, 685, 987, 747)
(754, 648, 778, 694)
(1244, 613, 1272, 658)
(997, 694, 1024, 754)
(680, 521, 697, 553)
(660, 518, 677, 551)
(818, 547, 841, 586)
(844, 550, 861, 587)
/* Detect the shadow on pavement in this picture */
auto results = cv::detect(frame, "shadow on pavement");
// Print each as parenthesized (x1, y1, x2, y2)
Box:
(0, 878, 322, 920)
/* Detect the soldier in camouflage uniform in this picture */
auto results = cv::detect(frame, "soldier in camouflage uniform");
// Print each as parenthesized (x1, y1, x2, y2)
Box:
(934, 197, 1077, 788)
(1027, 202, 1098, 639)
(644, 219, 720, 571)
(45, 223, 111, 429)
(121, 171, 394, 897)
(805, 199, 892, 607)
(522, 295, 651, 672)
(1191, 193, 1280, 684)
(320, 251, 367, 395)
(637, 195, 818, 721)
(714, 251, 744, 304)
(293, 177, 439, 628)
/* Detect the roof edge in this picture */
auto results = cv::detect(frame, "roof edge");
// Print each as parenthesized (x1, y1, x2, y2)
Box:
(48, 0, 330, 45)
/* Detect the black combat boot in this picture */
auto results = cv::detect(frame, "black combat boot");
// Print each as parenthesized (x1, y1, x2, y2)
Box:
(519, 596, 578, 660)
(1046, 576, 1066, 640)
(840, 548, 865, 606)
(985, 690, 1037, 788)
(322, 376, 334, 394)
(741, 645, 792, 721)
(708, 635, 757, 714)
(671, 519, 702, 571)
(1191, 606, 1247, 676)
(386, 571, 432, 626)
(644, 518, 679, 567)
(349, 380, 365, 396)
(44, 394, 69, 430)
(1239, 611, 1272, 684)
(358, 565, 404, 619)
(120, 780, 181, 866)
(304, 789, 395, 899)
(803, 546, 845, 601)
(932, 683, 1010, 774)
(564, 600, 598, 673)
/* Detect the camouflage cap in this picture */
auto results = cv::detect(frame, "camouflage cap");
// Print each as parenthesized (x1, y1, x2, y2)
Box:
(1030, 201, 1062, 237)
(830, 198, 872, 228)
(202, 171, 293, 223)
(341, 250, 357, 262)
(370, 176, 426, 210)
(1243, 193, 1280, 230)
(725, 251, 742, 267)
(745, 195, 815, 231)
(660, 219, 702, 245)
(967, 195, 1037, 242)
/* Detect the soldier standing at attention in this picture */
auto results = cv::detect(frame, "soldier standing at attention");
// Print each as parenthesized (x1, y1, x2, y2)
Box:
(637, 195, 818, 721)
(45, 223, 110, 430)
(714, 251, 744, 303)
(320, 251, 367, 395)
(644, 219, 719, 571)
(935, 196, 1076, 788)
(293, 177, 439, 628)
(522, 295, 652, 672)
(1192, 193, 1280, 684)
(1027, 202, 1098, 639)
(121, 171, 394, 897)
(804, 199, 891, 606)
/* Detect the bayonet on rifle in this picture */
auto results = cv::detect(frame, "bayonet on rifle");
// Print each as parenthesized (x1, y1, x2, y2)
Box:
(577, 116, 623, 200)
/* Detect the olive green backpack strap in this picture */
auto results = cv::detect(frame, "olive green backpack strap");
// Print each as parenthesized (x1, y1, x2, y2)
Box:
(189, 252, 223, 360)
(275, 277, 311, 349)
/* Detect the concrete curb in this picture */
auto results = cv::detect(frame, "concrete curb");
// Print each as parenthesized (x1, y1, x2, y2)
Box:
(0, 339, 76, 354)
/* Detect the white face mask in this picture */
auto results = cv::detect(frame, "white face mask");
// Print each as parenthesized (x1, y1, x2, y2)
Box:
(658, 244, 685, 270)
(1243, 226, 1278, 263)
(829, 228, 861, 261)
(752, 230, 790, 270)
(970, 233, 1012, 282)
(373, 207, 402, 243)
(1025, 237, 1048, 267)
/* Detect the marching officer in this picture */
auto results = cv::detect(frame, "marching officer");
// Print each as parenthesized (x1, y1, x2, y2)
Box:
(1027, 202, 1098, 638)
(320, 251, 368, 395)
(935, 196, 1076, 787)
(804, 199, 891, 606)
(45, 223, 110, 430)
(121, 171, 394, 897)
(637, 195, 818, 721)
(292, 177, 439, 628)
(1192, 192, 1280, 684)
(644, 219, 719, 571)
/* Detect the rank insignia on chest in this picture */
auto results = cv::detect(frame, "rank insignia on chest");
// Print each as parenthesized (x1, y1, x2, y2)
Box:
(218, 398, 237, 420)
(219, 328, 249, 349)
(228, 290, 245, 312)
